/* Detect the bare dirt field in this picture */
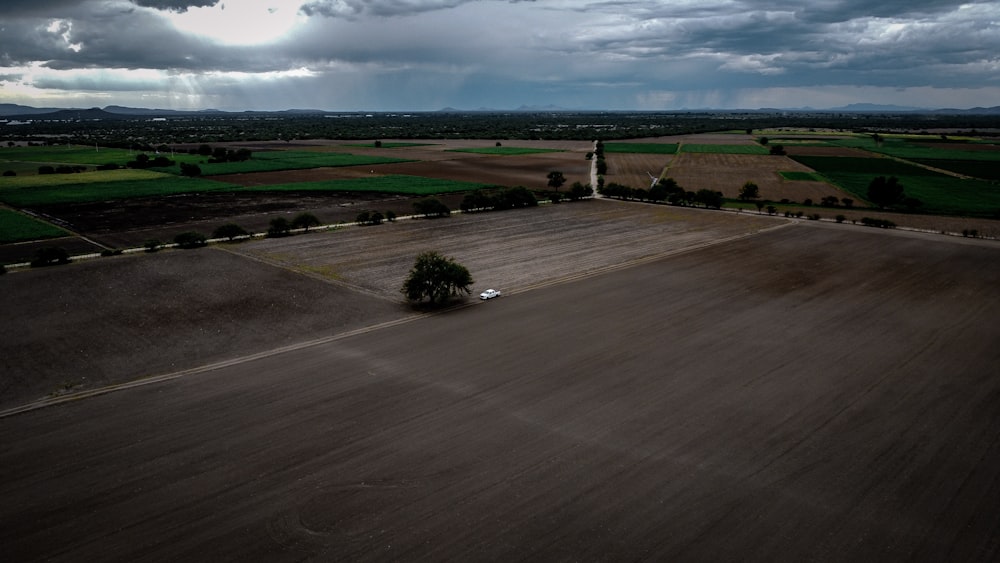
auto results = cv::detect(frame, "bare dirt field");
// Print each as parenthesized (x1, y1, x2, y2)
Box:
(0, 247, 408, 408)
(230, 200, 776, 299)
(0, 201, 776, 408)
(603, 153, 674, 191)
(666, 152, 851, 202)
(1, 205, 998, 562)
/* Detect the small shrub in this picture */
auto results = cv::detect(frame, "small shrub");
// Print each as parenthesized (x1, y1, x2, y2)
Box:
(861, 217, 896, 229)
(385, 210, 396, 222)
(267, 217, 292, 237)
(291, 212, 321, 232)
(30, 247, 71, 267)
(144, 239, 162, 252)
(212, 223, 249, 241)
(2, 170, 15, 177)
(100, 248, 123, 256)
(1, 263, 7, 275)
(835, 215, 846, 224)
(808, 214, 821, 221)
(174, 231, 207, 249)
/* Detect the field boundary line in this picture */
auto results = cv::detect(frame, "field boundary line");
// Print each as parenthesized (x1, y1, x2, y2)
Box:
(510, 220, 795, 295)
(0, 314, 426, 419)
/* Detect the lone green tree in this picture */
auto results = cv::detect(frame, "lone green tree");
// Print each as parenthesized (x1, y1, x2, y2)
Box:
(547, 171, 566, 191)
(738, 181, 760, 202)
(401, 251, 474, 306)
(867, 176, 904, 208)
(213, 223, 249, 241)
(291, 212, 321, 232)
(267, 217, 291, 237)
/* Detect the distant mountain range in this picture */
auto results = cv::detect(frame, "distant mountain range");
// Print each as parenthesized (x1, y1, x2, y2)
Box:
(0, 104, 332, 119)
(2, 103, 1000, 118)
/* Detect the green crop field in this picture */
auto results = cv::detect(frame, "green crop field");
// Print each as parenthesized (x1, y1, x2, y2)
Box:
(911, 159, 1000, 181)
(830, 137, 1000, 162)
(0, 169, 169, 191)
(153, 151, 413, 176)
(0, 208, 69, 243)
(0, 145, 136, 168)
(791, 155, 1000, 216)
(239, 175, 490, 196)
(446, 147, 564, 156)
(679, 144, 770, 155)
(0, 176, 239, 207)
(602, 143, 679, 154)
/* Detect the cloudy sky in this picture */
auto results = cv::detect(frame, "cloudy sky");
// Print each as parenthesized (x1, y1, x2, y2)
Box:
(1, 0, 998, 111)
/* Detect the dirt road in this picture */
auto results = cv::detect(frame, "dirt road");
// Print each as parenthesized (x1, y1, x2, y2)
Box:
(2, 220, 998, 561)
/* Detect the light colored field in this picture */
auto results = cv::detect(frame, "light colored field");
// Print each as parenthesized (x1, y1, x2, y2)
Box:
(230, 200, 778, 299)
(666, 152, 850, 202)
(603, 153, 674, 191)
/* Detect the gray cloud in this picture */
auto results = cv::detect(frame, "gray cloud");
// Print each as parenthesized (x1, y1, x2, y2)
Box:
(0, 0, 996, 110)
(130, 0, 220, 13)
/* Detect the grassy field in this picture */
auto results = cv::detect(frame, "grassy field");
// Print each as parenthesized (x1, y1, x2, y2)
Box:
(446, 147, 564, 156)
(239, 175, 490, 195)
(0, 176, 239, 206)
(830, 137, 1000, 161)
(0, 146, 413, 177)
(343, 142, 437, 149)
(0, 169, 169, 190)
(680, 144, 770, 155)
(779, 171, 825, 181)
(603, 143, 679, 154)
(153, 151, 413, 176)
(0, 146, 136, 169)
(911, 159, 1000, 180)
(0, 208, 69, 243)
(792, 155, 1000, 215)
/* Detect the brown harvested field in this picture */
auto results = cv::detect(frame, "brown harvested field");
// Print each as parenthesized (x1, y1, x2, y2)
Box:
(0, 247, 408, 408)
(603, 153, 674, 191)
(783, 145, 874, 157)
(0, 201, 775, 408)
(1, 203, 998, 562)
(226, 200, 777, 299)
(372, 151, 591, 189)
(666, 152, 850, 202)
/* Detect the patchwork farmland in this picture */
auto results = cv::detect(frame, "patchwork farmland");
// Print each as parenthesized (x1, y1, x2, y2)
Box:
(1, 129, 1000, 561)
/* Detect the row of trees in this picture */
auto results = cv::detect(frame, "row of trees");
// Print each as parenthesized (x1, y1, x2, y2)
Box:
(460, 186, 537, 212)
(598, 177, 724, 208)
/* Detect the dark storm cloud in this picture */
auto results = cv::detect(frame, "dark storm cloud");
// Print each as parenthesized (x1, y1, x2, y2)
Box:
(0, 0, 996, 110)
(299, 0, 532, 19)
(130, 0, 220, 12)
(0, 0, 95, 17)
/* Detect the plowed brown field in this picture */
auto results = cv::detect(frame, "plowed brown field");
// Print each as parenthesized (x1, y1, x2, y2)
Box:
(2, 200, 998, 562)
(666, 152, 849, 202)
